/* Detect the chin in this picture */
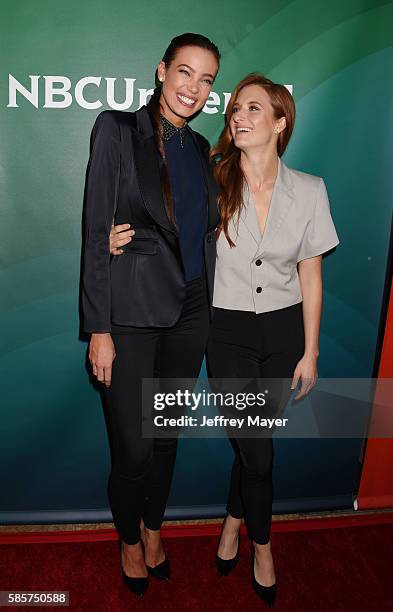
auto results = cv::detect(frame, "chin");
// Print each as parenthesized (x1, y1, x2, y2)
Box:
(234, 136, 250, 146)
(179, 105, 200, 118)
(177, 107, 196, 117)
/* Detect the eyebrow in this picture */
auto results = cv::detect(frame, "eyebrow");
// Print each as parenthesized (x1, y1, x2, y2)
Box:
(234, 100, 263, 105)
(177, 63, 215, 79)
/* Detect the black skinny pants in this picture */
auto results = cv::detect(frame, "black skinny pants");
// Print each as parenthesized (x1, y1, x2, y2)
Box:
(103, 277, 210, 544)
(206, 302, 305, 544)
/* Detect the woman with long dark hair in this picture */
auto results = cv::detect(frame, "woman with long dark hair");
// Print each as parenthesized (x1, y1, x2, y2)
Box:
(81, 33, 220, 597)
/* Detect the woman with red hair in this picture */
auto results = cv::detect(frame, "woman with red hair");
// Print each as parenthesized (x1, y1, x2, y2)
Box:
(207, 73, 339, 607)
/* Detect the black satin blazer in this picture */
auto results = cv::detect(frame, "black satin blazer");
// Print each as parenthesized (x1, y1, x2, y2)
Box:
(80, 106, 220, 332)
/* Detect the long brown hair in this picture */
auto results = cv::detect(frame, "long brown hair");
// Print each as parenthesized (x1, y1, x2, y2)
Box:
(146, 33, 220, 226)
(211, 73, 295, 246)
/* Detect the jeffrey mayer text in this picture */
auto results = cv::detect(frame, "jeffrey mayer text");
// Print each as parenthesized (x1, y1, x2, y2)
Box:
(154, 415, 289, 428)
(202, 415, 288, 428)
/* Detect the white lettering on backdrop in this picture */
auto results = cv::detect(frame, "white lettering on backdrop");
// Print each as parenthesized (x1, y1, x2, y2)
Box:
(7, 74, 293, 113)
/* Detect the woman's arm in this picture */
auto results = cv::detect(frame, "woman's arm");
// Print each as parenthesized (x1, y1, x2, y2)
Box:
(82, 110, 121, 331)
(81, 111, 121, 387)
(291, 255, 322, 399)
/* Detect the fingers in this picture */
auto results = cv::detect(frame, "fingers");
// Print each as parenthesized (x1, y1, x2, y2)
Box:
(104, 366, 112, 388)
(113, 235, 133, 247)
(291, 372, 300, 391)
(90, 356, 115, 387)
(294, 377, 315, 400)
(89, 335, 115, 387)
(110, 224, 135, 255)
(295, 378, 307, 400)
(91, 363, 112, 387)
(111, 223, 135, 239)
(113, 223, 132, 234)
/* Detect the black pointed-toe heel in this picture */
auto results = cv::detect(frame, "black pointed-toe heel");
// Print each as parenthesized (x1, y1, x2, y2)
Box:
(252, 575, 277, 608)
(216, 548, 239, 576)
(252, 555, 277, 608)
(119, 539, 149, 597)
(121, 568, 149, 597)
(146, 556, 170, 580)
(216, 524, 240, 577)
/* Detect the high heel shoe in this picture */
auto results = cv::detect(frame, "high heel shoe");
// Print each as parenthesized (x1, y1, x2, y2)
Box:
(146, 557, 170, 580)
(252, 554, 277, 608)
(216, 517, 240, 576)
(119, 540, 149, 597)
(121, 568, 149, 597)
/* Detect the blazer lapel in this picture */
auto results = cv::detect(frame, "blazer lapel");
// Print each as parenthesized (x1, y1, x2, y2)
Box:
(241, 183, 262, 246)
(188, 128, 220, 231)
(132, 106, 177, 234)
(255, 158, 295, 257)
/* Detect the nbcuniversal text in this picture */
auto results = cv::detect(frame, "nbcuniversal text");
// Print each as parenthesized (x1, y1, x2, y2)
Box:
(5, 74, 292, 112)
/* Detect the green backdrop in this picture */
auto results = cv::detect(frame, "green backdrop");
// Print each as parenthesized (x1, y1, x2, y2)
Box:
(1, 0, 392, 522)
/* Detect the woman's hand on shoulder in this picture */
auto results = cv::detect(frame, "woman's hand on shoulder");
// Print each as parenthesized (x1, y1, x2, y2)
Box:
(291, 353, 318, 400)
(110, 222, 135, 255)
(89, 333, 116, 388)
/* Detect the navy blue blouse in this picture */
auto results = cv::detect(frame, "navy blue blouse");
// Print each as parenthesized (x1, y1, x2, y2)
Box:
(162, 117, 208, 282)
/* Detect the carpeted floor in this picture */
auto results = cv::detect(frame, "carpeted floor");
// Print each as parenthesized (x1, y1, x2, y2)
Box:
(1, 523, 393, 611)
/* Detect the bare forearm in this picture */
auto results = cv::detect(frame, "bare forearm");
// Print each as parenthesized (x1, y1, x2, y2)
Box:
(298, 260, 322, 358)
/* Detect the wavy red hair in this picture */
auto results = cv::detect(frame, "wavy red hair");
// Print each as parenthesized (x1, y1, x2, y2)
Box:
(211, 73, 295, 246)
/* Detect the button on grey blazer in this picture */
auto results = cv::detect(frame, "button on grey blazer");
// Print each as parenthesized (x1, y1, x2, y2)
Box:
(213, 158, 340, 313)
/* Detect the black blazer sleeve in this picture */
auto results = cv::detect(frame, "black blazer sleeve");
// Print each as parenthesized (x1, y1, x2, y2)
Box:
(81, 110, 121, 333)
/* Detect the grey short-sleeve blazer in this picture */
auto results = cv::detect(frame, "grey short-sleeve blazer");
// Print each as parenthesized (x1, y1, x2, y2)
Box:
(213, 158, 339, 313)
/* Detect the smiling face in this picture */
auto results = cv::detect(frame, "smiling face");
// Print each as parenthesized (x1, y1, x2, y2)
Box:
(229, 84, 286, 153)
(157, 45, 219, 126)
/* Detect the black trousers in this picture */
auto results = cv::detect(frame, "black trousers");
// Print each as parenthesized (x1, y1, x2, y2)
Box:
(103, 277, 210, 544)
(206, 302, 305, 544)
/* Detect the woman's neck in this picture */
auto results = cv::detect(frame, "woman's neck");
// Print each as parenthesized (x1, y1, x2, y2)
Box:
(160, 97, 187, 128)
(240, 148, 278, 192)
